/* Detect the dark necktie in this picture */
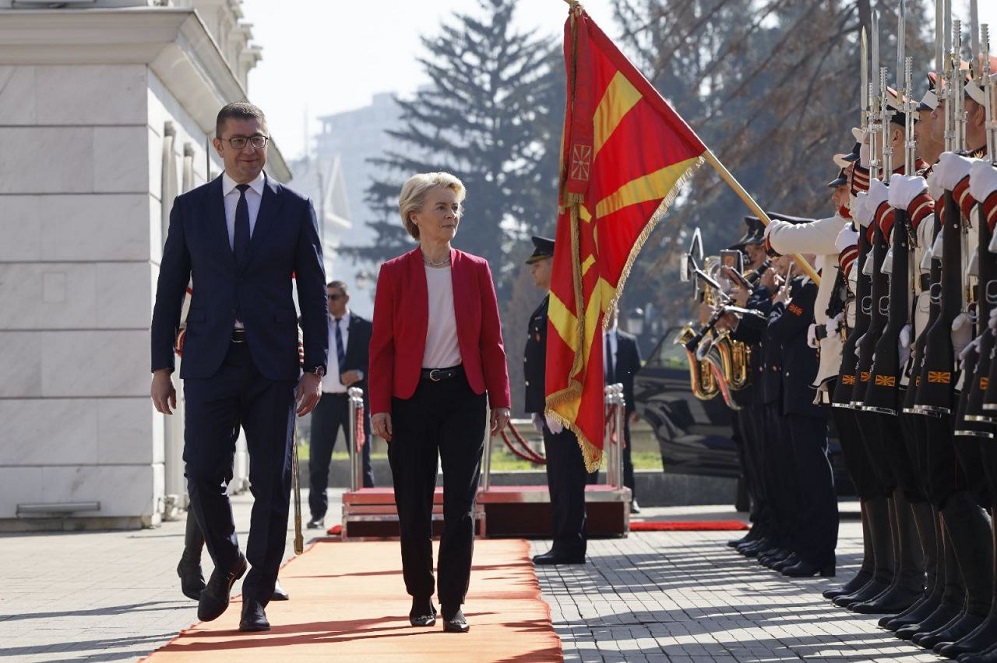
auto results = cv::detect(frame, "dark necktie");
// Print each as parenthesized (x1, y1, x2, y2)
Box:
(234, 184, 250, 265)
(334, 317, 346, 369)
(605, 332, 615, 384)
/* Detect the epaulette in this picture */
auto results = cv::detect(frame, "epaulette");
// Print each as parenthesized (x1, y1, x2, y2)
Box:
(953, 176, 976, 219)
(875, 200, 895, 237)
(907, 191, 935, 230)
(839, 243, 859, 277)
(985, 190, 997, 232)
(851, 165, 870, 195)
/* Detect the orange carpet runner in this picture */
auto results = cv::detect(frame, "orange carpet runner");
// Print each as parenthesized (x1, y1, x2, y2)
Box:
(146, 538, 562, 662)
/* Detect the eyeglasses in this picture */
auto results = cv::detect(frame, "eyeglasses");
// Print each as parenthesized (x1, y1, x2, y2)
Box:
(221, 135, 269, 150)
(328, 294, 343, 301)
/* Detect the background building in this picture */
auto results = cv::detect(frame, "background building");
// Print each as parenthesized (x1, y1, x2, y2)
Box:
(0, 0, 290, 529)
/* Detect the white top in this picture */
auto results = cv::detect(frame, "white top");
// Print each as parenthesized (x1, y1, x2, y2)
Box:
(322, 310, 351, 394)
(422, 266, 462, 369)
(221, 170, 265, 248)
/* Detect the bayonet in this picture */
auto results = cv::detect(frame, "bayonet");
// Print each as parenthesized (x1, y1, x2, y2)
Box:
(861, 27, 869, 131)
(984, 24, 996, 163)
(936, 0, 944, 73)
(971, 0, 980, 63)
(882, 66, 893, 181)
(870, 10, 882, 182)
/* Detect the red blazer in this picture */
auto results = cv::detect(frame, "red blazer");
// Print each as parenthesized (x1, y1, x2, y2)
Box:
(369, 247, 511, 415)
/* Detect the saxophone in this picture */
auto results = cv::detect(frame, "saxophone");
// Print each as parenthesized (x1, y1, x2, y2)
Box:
(677, 325, 720, 401)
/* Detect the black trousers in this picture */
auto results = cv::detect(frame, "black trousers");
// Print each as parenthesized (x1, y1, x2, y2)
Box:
(786, 414, 839, 564)
(739, 405, 773, 534)
(183, 341, 296, 606)
(309, 391, 374, 520)
(764, 402, 797, 549)
(387, 369, 486, 609)
(544, 423, 588, 557)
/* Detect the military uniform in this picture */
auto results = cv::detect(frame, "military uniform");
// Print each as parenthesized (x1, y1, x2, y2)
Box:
(525, 237, 588, 565)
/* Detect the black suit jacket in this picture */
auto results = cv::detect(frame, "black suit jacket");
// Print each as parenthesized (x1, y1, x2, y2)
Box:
(609, 330, 641, 414)
(151, 174, 328, 381)
(524, 295, 549, 414)
(339, 312, 372, 395)
(767, 276, 821, 416)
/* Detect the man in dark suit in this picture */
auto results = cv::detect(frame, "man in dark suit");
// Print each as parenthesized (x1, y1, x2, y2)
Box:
(150, 102, 328, 632)
(307, 280, 374, 529)
(525, 236, 587, 565)
(595, 310, 643, 512)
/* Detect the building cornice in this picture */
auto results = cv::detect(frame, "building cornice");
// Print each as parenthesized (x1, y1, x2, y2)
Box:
(0, 8, 291, 180)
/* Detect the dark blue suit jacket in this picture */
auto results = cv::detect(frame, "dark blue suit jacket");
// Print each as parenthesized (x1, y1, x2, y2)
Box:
(151, 174, 328, 382)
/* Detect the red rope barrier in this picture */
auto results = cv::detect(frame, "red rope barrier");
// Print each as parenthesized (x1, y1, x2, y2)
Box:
(497, 420, 546, 465)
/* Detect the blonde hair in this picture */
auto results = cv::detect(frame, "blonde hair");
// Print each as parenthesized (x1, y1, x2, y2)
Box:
(398, 172, 466, 240)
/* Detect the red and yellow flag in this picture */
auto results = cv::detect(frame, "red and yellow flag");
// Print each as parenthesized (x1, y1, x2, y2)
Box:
(546, 5, 706, 470)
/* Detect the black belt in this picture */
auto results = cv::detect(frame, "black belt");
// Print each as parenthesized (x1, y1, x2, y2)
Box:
(322, 391, 348, 398)
(231, 329, 247, 343)
(815, 325, 828, 340)
(421, 365, 463, 382)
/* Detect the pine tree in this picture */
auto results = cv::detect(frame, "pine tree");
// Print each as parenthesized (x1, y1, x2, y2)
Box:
(343, 0, 564, 302)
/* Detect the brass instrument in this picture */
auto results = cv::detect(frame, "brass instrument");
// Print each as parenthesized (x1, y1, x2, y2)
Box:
(677, 324, 720, 401)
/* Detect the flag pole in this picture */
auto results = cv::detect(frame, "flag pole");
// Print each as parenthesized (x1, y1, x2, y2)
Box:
(703, 148, 821, 285)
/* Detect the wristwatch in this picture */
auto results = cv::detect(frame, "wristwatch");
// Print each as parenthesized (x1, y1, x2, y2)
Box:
(308, 365, 326, 378)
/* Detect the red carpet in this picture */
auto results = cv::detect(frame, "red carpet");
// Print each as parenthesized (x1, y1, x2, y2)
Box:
(630, 520, 748, 531)
(145, 538, 561, 662)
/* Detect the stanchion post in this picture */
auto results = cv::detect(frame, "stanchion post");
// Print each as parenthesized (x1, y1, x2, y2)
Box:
(347, 387, 364, 492)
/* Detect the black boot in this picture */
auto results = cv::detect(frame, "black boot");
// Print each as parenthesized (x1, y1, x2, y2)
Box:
(827, 499, 876, 600)
(900, 528, 966, 641)
(835, 495, 894, 608)
(959, 640, 997, 662)
(177, 510, 205, 601)
(884, 506, 942, 631)
(924, 493, 995, 652)
(851, 493, 927, 614)
(934, 506, 997, 658)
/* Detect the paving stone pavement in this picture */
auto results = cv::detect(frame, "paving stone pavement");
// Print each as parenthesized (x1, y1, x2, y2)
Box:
(0, 493, 945, 662)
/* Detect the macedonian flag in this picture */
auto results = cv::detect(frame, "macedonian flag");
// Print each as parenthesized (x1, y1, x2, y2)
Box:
(545, 4, 707, 470)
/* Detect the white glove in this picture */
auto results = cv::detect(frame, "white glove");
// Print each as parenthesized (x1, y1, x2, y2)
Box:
(882, 247, 894, 275)
(935, 151, 974, 191)
(967, 252, 979, 278)
(862, 251, 874, 276)
(853, 191, 875, 228)
(888, 174, 928, 209)
(544, 413, 564, 434)
(807, 323, 818, 348)
(952, 312, 973, 359)
(867, 178, 890, 213)
(835, 223, 859, 253)
(989, 306, 997, 333)
(958, 335, 981, 371)
(927, 168, 944, 201)
(898, 323, 913, 368)
(969, 159, 997, 203)
(826, 313, 841, 336)
(853, 333, 866, 359)
(531, 412, 544, 435)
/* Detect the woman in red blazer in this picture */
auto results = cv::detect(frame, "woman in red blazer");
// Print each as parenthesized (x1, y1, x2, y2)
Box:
(369, 172, 511, 634)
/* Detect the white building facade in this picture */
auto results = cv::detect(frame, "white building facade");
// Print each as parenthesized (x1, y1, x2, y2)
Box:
(0, 0, 289, 529)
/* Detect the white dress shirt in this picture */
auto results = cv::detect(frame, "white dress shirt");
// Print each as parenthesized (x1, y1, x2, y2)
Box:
(322, 310, 351, 394)
(221, 170, 265, 249)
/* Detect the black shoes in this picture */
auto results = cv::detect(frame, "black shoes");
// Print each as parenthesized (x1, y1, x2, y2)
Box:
(271, 580, 289, 601)
(532, 550, 585, 565)
(306, 517, 325, 530)
(782, 558, 835, 578)
(197, 553, 248, 622)
(239, 599, 271, 632)
(442, 607, 469, 633)
(409, 597, 437, 627)
(177, 556, 205, 601)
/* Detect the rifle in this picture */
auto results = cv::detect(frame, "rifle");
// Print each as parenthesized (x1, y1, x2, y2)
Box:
(865, 3, 914, 415)
(913, 19, 965, 415)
